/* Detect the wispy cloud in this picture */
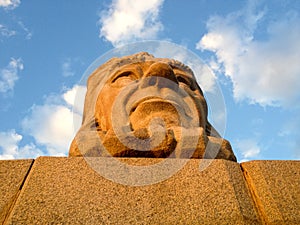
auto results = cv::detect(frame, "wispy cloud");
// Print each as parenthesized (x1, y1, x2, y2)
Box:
(235, 138, 261, 162)
(0, 2, 32, 40)
(0, 129, 42, 159)
(62, 58, 75, 77)
(0, 22, 32, 40)
(197, 1, 300, 107)
(99, 0, 164, 47)
(61, 58, 82, 77)
(21, 85, 86, 156)
(0, 58, 23, 95)
(0, 24, 16, 38)
(278, 114, 300, 159)
(17, 21, 32, 40)
(0, 0, 20, 9)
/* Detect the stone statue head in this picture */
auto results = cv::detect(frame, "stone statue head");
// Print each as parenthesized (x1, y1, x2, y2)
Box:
(69, 52, 236, 161)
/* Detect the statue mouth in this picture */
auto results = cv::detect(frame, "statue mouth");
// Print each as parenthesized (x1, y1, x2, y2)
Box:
(129, 97, 181, 131)
(130, 97, 180, 115)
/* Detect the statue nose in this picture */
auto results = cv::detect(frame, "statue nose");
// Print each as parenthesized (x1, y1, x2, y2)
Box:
(142, 62, 178, 88)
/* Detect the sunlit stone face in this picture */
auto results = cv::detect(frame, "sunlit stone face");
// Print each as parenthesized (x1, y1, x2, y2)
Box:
(69, 52, 236, 161)
(95, 60, 207, 133)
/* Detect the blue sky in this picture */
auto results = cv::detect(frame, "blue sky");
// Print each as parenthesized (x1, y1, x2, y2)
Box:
(0, 0, 299, 162)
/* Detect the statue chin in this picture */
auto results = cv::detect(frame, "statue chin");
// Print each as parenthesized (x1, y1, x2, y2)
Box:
(129, 99, 181, 131)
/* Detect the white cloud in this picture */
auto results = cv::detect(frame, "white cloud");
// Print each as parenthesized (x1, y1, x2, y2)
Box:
(0, 0, 20, 9)
(63, 85, 86, 115)
(0, 130, 21, 159)
(22, 105, 75, 156)
(197, 2, 300, 107)
(235, 138, 261, 162)
(0, 58, 23, 95)
(21, 85, 85, 156)
(17, 143, 43, 159)
(99, 0, 164, 47)
(0, 130, 43, 159)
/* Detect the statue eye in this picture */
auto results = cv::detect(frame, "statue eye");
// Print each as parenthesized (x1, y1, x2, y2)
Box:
(112, 71, 136, 86)
(177, 75, 191, 86)
(176, 75, 197, 91)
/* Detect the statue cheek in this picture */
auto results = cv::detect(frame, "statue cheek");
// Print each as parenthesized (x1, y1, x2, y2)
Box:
(96, 85, 125, 131)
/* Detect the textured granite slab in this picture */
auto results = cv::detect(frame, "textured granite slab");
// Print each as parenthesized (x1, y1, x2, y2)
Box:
(241, 160, 300, 224)
(6, 157, 260, 224)
(0, 159, 33, 224)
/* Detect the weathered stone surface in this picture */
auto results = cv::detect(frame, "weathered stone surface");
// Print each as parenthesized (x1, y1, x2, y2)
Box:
(0, 159, 33, 224)
(69, 52, 236, 161)
(241, 160, 300, 224)
(6, 157, 259, 224)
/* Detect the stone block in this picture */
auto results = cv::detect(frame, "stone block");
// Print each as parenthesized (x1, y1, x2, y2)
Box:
(6, 157, 260, 224)
(241, 160, 300, 224)
(0, 159, 33, 224)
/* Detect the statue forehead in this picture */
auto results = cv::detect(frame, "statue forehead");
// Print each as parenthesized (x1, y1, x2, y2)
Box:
(109, 60, 195, 77)
(86, 52, 197, 96)
(108, 59, 193, 76)
(91, 52, 194, 80)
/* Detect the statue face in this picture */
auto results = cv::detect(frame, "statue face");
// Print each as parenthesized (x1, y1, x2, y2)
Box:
(69, 53, 236, 161)
(95, 60, 207, 133)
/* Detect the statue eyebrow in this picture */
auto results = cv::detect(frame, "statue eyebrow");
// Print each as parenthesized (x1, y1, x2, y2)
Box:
(168, 61, 193, 73)
(172, 67, 195, 80)
(111, 71, 133, 83)
(171, 66, 193, 77)
(110, 65, 141, 82)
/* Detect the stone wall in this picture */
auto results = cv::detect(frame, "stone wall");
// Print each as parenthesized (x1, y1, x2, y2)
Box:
(0, 157, 299, 224)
